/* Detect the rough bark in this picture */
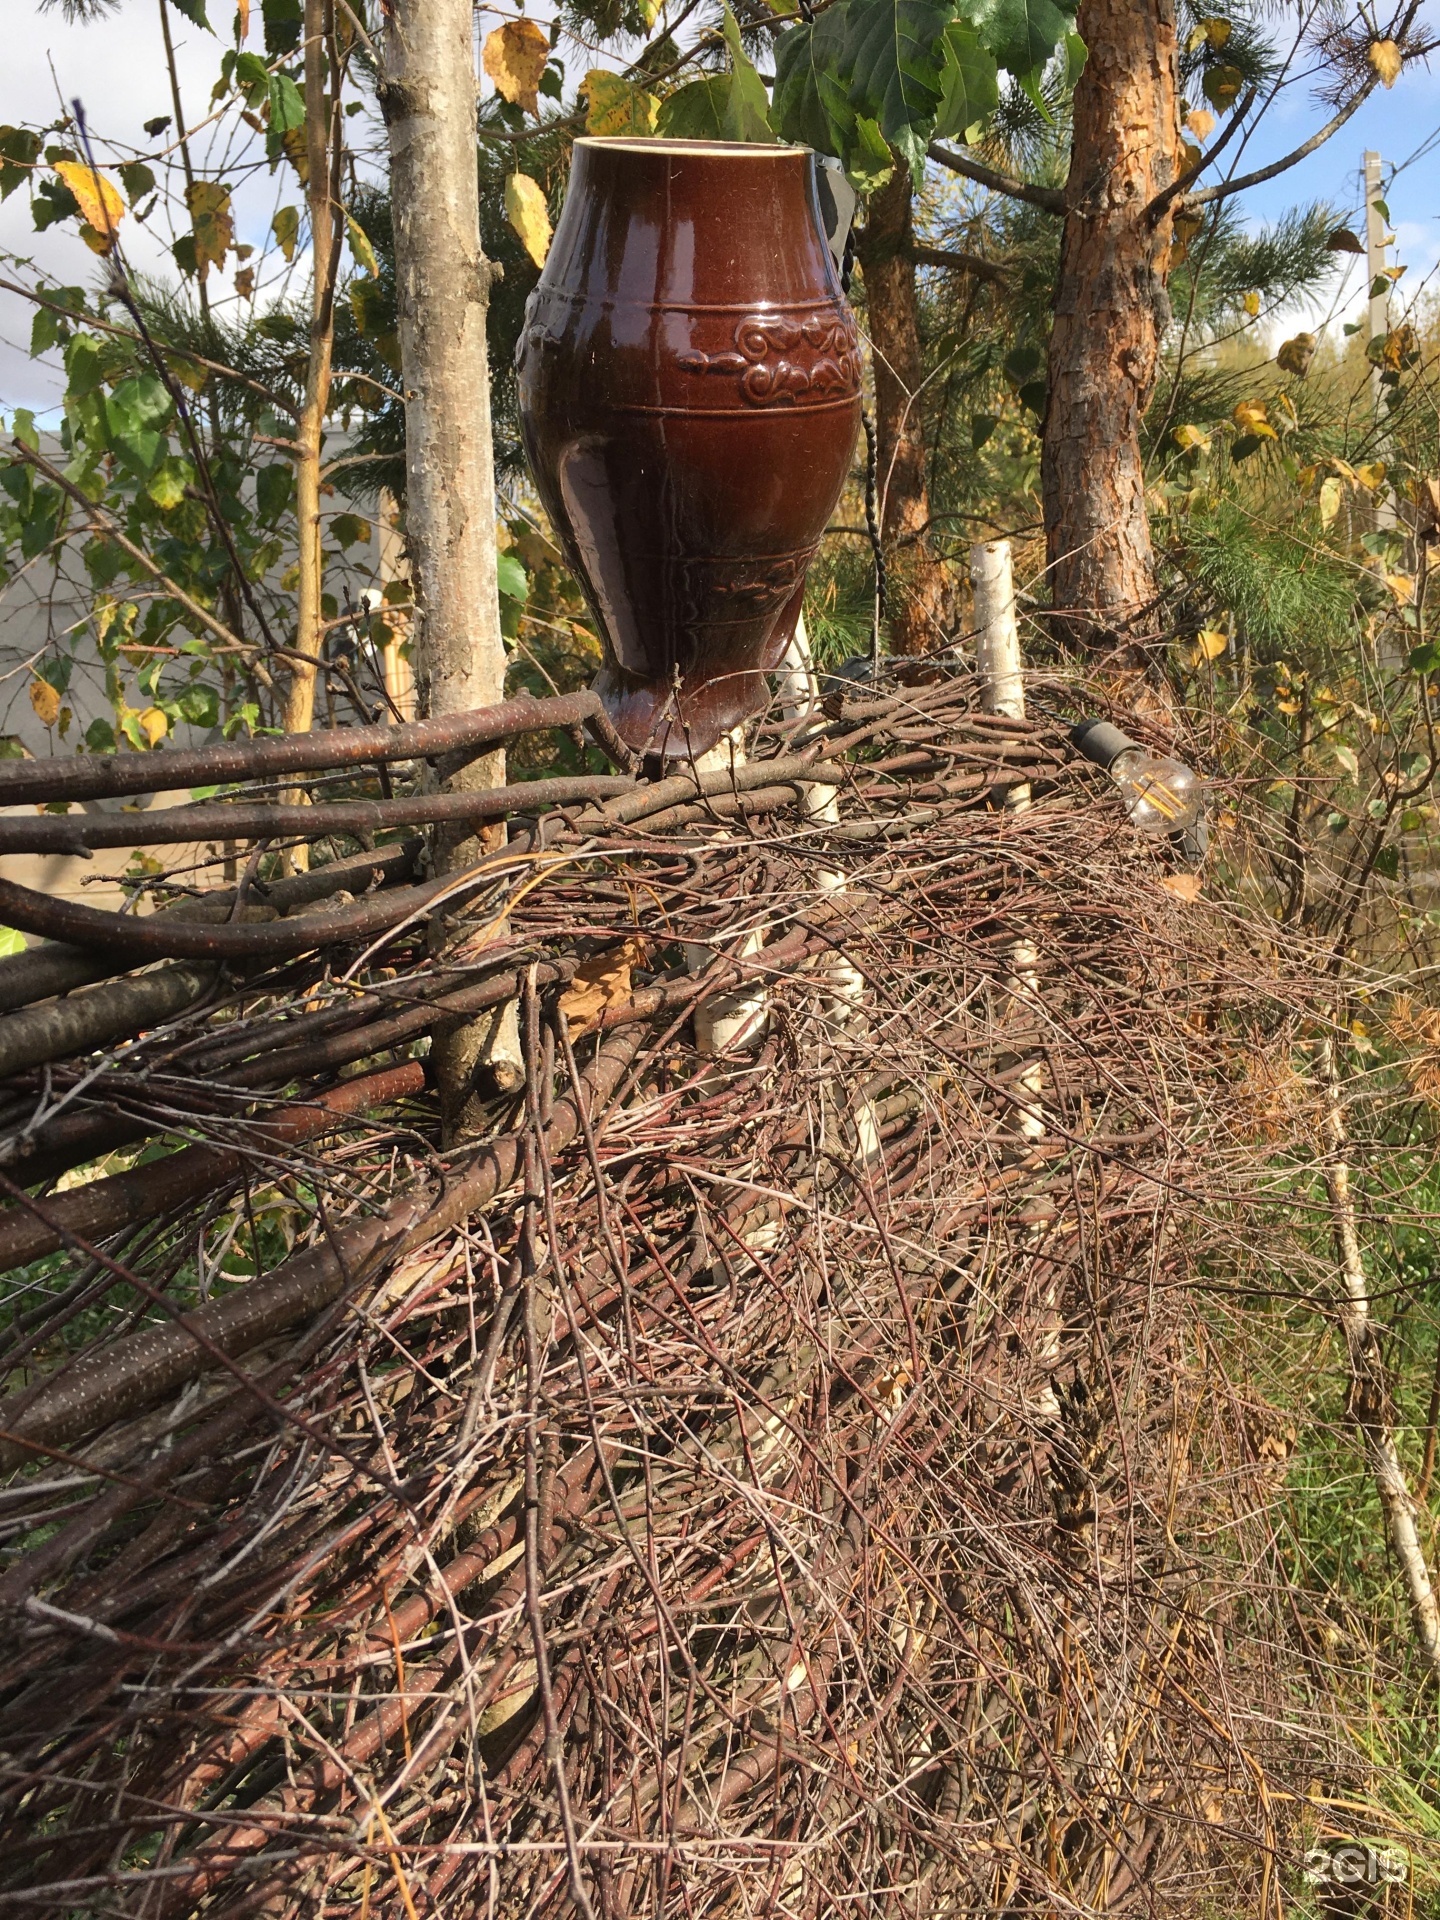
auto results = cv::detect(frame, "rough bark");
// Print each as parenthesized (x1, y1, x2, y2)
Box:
(285, 0, 339, 745)
(1041, 0, 1181, 665)
(379, 0, 517, 1133)
(856, 163, 949, 657)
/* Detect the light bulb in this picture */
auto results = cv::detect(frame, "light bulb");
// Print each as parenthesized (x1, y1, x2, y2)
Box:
(1071, 721, 1208, 865)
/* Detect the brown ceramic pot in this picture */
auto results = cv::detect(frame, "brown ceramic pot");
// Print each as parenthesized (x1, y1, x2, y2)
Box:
(516, 138, 861, 758)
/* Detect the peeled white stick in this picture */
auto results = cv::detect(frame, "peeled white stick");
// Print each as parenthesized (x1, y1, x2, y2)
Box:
(972, 540, 1052, 1400)
(780, 618, 866, 1024)
(684, 730, 769, 1055)
(971, 538, 1031, 813)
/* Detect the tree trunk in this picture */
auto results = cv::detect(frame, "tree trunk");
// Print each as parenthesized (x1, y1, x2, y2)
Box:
(1041, 0, 1181, 665)
(380, 0, 516, 1136)
(856, 162, 949, 657)
(285, 0, 338, 742)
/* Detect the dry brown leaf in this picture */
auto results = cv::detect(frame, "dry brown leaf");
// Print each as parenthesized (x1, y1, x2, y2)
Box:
(1158, 873, 1202, 902)
(558, 939, 645, 1035)
(484, 20, 550, 117)
(53, 161, 124, 250)
(1183, 107, 1216, 140)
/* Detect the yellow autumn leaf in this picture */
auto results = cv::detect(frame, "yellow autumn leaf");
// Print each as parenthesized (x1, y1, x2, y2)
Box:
(483, 19, 550, 118)
(1273, 390, 1298, 428)
(139, 706, 169, 747)
(1384, 573, 1415, 604)
(1188, 17, 1231, 50)
(1242, 290, 1260, 317)
(584, 70, 660, 136)
(53, 160, 125, 251)
(1184, 107, 1216, 140)
(1354, 461, 1386, 491)
(346, 212, 378, 277)
(1180, 140, 1203, 175)
(505, 173, 552, 268)
(1369, 39, 1402, 87)
(1318, 475, 1343, 529)
(1329, 456, 1358, 484)
(1195, 628, 1228, 659)
(1232, 399, 1276, 439)
(185, 180, 234, 279)
(1173, 423, 1211, 453)
(237, 0, 249, 36)
(28, 679, 60, 729)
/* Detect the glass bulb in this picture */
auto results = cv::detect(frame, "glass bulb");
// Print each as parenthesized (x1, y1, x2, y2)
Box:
(1109, 747, 1204, 842)
(1069, 719, 1208, 866)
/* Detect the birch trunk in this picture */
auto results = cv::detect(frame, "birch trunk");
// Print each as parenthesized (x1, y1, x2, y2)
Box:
(1318, 1038, 1440, 1683)
(285, 0, 338, 744)
(379, 0, 518, 1134)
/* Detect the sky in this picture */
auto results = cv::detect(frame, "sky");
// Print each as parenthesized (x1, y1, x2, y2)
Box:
(2, 0, 1440, 417)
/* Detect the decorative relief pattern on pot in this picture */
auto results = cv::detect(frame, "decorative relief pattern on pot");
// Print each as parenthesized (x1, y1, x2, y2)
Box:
(669, 551, 811, 625)
(677, 313, 861, 404)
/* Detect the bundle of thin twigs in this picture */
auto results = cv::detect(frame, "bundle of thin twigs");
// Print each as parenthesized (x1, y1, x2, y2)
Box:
(0, 673, 1383, 1914)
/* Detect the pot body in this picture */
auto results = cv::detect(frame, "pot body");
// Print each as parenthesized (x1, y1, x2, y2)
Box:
(516, 138, 861, 758)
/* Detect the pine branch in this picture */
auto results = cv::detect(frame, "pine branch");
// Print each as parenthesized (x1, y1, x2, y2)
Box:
(927, 144, 1064, 215)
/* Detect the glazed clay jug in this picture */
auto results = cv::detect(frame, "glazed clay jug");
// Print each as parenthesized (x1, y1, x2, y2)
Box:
(516, 138, 861, 758)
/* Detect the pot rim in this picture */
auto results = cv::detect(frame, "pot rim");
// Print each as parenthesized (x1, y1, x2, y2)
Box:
(574, 136, 809, 159)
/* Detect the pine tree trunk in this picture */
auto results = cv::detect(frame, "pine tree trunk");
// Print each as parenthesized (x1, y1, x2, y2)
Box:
(856, 163, 948, 657)
(380, 0, 516, 1135)
(1041, 0, 1181, 665)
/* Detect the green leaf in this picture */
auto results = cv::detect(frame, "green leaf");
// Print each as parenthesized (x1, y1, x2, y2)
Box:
(720, 4, 775, 140)
(1201, 62, 1244, 110)
(63, 332, 107, 398)
(1408, 642, 1440, 673)
(32, 175, 79, 231)
(118, 160, 156, 206)
(84, 717, 115, 754)
(0, 927, 25, 959)
(167, 0, 211, 28)
(971, 411, 998, 450)
(844, 0, 952, 179)
(1374, 844, 1400, 880)
(1331, 743, 1360, 781)
(145, 456, 190, 510)
(772, 8, 894, 189)
(934, 21, 999, 139)
(175, 683, 220, 728)
(256, 462, 293, 524)
(329, 512, 369, 548)
(969, 0, 1078, 79)
(0, 126, 41, 201)
(271, 204, 299, 263)
(658, 76, 731, 140)
(261, 0, 302, 55)
(497, 551, 528, 603)
(268, 72, 306, 136)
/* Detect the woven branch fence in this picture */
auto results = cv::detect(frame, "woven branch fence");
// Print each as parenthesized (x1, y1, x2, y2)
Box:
(0, 670, 1407, 1915)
